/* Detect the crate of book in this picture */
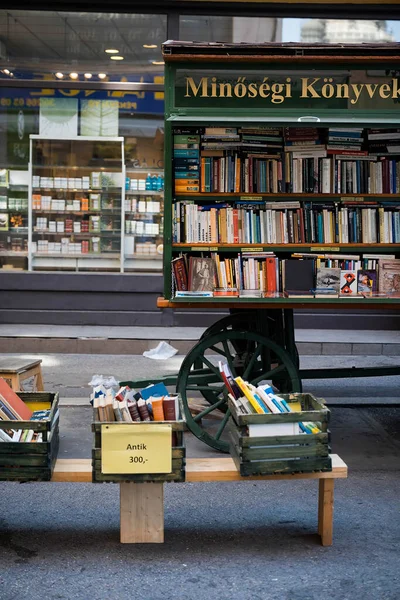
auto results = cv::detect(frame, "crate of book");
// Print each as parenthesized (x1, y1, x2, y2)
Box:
(91, 383, 186, 483)
(228, 386, 331, 477)
(0, 379, 59, 482)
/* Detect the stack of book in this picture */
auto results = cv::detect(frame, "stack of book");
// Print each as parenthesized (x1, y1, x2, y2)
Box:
(173, 129, 200, 193)
(0, 378, 48, 443)
(92, 382, 180, 423)
(219, 362, 320, 435)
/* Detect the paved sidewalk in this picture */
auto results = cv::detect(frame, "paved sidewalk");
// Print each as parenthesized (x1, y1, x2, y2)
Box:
(0, 324, 398, 355)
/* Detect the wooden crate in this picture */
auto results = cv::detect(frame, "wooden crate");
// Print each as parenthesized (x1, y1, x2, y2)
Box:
(92, 415, 186, 483)
(0, 392, 59, 482)
(228, 393, 332, 477)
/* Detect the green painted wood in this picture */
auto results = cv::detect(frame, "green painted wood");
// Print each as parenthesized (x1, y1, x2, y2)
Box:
(0, 441, 49, 454)
(228, 421, 329, 448)
(0, 454, 49, 467)
(232, 439, 329, 461)
(0, 468, 53, 481)
(230, 443, 332, 476)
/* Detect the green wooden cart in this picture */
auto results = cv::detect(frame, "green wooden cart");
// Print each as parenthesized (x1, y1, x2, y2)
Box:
(123, 40, 400, 453)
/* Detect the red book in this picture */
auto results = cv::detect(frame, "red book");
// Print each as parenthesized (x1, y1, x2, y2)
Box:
(266, 257, 277, 293)
(172, 257, 188, 291)
(0, 378, 33, 421)
(233, 209, 239, 243)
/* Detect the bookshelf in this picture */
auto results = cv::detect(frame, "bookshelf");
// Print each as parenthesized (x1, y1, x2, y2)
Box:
(163, 41, 400, 303)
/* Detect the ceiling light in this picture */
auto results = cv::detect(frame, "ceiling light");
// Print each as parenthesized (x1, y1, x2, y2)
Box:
(55, 72, 64, 79)
(110, 56, 124, 61)
(84, 73, 92, 79)
(143, 44, 157, 49)
(69, 72, 79, 80)
(152, 61, 164, 65)
(9, 72, 14, 77)
(98, 73, 107, 79)
(105, 49, 119, 54)
(3, 69, 10, 75)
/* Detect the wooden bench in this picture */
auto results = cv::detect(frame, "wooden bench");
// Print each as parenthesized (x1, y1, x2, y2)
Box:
(0, 358, 44, 392)
(51, 453, 347, 546)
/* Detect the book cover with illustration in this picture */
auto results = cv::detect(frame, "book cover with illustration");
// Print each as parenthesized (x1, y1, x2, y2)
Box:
(357, 269, 377, 294)
(378, 259, 400, 294)
(188, 257, 216, 292)
(316, 267, 341, 293)
(340, 270, 358, 296)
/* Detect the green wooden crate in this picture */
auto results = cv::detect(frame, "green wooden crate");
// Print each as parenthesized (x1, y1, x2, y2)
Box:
(92, 414, 186, 483)
(0, 392, 59, 482)
(228, 393, 332, 476)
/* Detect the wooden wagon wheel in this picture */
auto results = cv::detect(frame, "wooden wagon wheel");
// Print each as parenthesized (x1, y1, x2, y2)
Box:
(177, 330, 302, 452)
(196, 311, 300, 404)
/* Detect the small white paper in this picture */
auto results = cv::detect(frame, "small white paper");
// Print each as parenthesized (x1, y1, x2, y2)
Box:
(143, 341, 178, 360)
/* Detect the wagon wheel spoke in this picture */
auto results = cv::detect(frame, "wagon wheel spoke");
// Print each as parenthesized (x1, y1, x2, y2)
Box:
(201, 355, 223, 379)
(215, 408, 231, 440)
(209, 345, 228, 358)
(221, 339, 238, 378)
(193, 397, 227, 423)
(242, 342, 264, 381)
(252, 363, 286, 386)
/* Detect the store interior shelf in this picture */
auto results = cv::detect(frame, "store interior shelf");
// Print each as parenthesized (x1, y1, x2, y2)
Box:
(33, 253, 121, 258)
(125, 190, 164, 196)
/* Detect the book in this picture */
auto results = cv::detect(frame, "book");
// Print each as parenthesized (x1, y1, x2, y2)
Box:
(340, 270, 358, 296)
(188, 257, 216, 292)
(316, 267, 341, 294)
(0, 379, 33, 421)
(357, 269, 377, 293)
(284, 259, 315, 295)
(172, 257, 188, 291)
(378, 259, 400, 293)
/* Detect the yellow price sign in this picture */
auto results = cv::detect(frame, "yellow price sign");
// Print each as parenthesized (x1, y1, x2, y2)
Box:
(101, 423, 172, 475)
(310, 246, 340, 252)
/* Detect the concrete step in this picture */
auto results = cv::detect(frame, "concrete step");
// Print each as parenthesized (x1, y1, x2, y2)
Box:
(0, 325, 398, 356)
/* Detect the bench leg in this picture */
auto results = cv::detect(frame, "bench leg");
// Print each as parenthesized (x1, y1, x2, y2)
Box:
(120, 482, 164, 543)
(318, 478, 334, 546)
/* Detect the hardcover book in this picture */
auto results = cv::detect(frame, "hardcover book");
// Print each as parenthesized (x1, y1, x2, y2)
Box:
(0, 378, 33, 421)
(357, 269, 377, 293)
(340, 270, 358, 296)
(378, 259, 400, 294)
(316, 267, 341, 293)
(188, 257, 216, 292)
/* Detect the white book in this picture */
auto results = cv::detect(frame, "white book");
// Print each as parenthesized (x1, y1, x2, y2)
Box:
(256, 386, 281, 413)
(247, 422, 298, 438)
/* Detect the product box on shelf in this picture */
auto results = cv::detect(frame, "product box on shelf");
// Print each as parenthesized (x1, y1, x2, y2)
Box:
(0, 392, 59, 482)
(228, 393, 331, 476)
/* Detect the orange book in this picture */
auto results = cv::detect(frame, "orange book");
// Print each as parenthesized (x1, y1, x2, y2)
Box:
(266, 257, 277, 293)
(0, 378, 33, 421)
(151, 397, 165, 421)
(235, 157, 241, 192)
(200, 158, 206, 193)
(210, 208, 218, 243)
(174, 179, 199, 186)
